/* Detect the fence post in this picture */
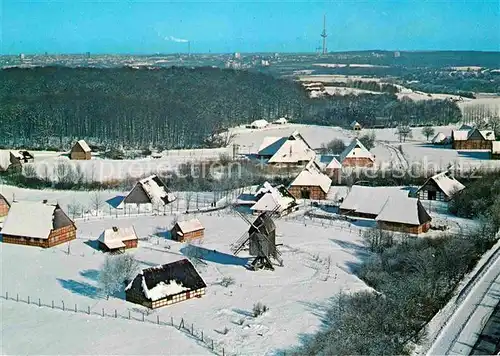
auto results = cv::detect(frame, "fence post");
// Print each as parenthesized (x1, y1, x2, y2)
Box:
(223, 347, 225, 356)
(142, 312, 145, 322)
(201, 330, 203, 341)
(5, 291, 8, 300)
(129, 310, 131, 320)
(17, 293, 19, 302)
(211, 340, 214, 350)
(75, 304, 77, 312)
(171, 316, 173, 326)
(88, 306, 91, 315)
(39, 298, 41, 307)
(28, 296, 30, 304)
(52, 300, 54, 309)
(102, 308, 104, 317)
(191, 323, 193, 335)
(62, 301, 64, 311)
(115, 309, 117, 318)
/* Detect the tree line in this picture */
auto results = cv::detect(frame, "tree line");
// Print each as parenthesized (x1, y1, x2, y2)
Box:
(0, 66, 462, 150)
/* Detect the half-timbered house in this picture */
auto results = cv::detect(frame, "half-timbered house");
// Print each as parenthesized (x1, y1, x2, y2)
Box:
(338, 139, 375, 167)
(98, 226, 138, 252)
(288, 160, 332, 200)
(171, 219, 205, 242)
(415, 171, 465, 201)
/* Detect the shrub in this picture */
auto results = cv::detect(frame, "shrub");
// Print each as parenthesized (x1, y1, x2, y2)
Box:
(220, 276, 235, 287)
(253, 302, 268, 317)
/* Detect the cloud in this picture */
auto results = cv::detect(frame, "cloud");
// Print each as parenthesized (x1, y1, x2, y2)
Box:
(166, 36, 189, 43)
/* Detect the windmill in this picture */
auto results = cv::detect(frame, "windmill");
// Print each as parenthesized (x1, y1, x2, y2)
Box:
(230, 207, 283, 270)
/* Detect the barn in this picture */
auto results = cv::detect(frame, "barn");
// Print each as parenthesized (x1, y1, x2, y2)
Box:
(351, 121, 362, 131)
(288, 160, 332, 200)
(273, 117, 288, 125)
(415, 171, 465, 201)
(70, 140, 91, 160)
(340, 185, 410, 219)
(452, 128, 496, 150)
(338, 139, 375, 167)
(171, 219, 205, 242)
(491, 141, 500, 160)
(121, 175, 176, 211)
(98, 226, 138, 253)
(1, 201, 76, 248)
(257, 131, 315, 166)
(376, 196, 432, 234)
(125, 259, 206, 309)
(324, 157, 342, 184)
(9, 150, 34, 167)
(248, 119, 269, 129)
(250, 182, 297, 216)
(0, 193, 11, 218)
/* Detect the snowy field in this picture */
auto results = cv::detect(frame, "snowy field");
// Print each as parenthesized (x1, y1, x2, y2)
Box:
(0, 212, 372, 355)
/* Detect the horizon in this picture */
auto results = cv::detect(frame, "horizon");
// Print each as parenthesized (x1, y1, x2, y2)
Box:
(2, 0, 499, 55)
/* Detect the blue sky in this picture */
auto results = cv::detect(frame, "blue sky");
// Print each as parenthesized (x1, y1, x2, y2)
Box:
(2, 0, 499, 54)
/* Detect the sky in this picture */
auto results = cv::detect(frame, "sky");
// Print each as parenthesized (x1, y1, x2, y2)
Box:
(1, 0, 499, 55)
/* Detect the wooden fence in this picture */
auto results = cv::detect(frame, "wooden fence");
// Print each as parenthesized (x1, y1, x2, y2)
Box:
(0, 292, 234, 356)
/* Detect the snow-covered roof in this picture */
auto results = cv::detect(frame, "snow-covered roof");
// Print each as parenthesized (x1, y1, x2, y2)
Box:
(326, 157, 342, 169)
(258, 137, 287, 156)
(9, 151, 22, 159)
(419, 171, 465, 198)
(479, 130, 496, 141)
(251, 184, 296, 213)
(452, 130, 470, 141)
(492, 141, 500, 154)
(268, 132, 316, 164)
(376, 195, 431, 226)
(175, 218, 204, 234)
(254, 181, 274, 197)
(273, 117, 288, 124)
(432, 132, 447, 144)
(290, 160, 332, 194)
(135, 175, 176, 206)
(1, 201, 58, 239)
(98, 226, 137, 248)
(338, 139, 374, 163)
(351, 121, 362, 128)
(76, 140, 91, 153)
(125, 259, 206, 302)
(250, 119, 269, 128)
(340, 186, 409, 216)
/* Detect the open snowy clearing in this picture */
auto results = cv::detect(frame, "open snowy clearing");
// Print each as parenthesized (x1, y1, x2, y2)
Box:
(0, 212, 371, 355)
(0, 300, 211, 355)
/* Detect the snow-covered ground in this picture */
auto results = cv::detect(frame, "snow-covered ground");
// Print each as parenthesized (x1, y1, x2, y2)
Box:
(0, 211, 372, 355)
(0, 300, 211, 355)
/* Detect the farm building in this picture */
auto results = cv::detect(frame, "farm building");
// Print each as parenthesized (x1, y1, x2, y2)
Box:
(375, 196, 432, 234)
(431, 132, 449, 144)
(125, 259, 206, 309)
(273, 117, 288, 125)
(491, 141, 500, 160)
(120, 175, 176, 211)
(0, 193, 11, 218)
(247, 119, 269, 129)
(70, 140, 91, 160)
(351, 121, 362, 131)
(98, 226, 138, 252)
(171, 219, 205, 242)
(250, 182, 297, 216)
(338, 139, 375, 167)
(340, 185, 410, 219)
(324, 157, 342, 183)
(415, 171, 465, 201)
(1, 201, 76, 248)
(257, 131, 316, 166)
(9, 150, 34, 167)
(289, 160, 332, 200)
(452, 128, 496, 150)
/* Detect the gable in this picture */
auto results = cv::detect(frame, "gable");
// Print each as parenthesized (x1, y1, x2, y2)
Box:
(124, 184, 152, 204)
(467, 129, 485, 141)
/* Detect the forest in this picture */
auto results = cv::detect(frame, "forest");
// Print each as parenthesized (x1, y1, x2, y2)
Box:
(0, 66, 462, 150)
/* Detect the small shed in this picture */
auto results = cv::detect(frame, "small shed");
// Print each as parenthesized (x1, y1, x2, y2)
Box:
(98, 226, 138, 252)
(171, 219, 205, 242)
(376, 196, 432, 234)
(1, 201, 76, 248)
(491, 141, 500, 160)
(125, 259, 206, 309)
(0, 193, 11, 218)
(9, 150, 34, 167)
(289, 160, 332, 200)
(70, 140, 91, 160)
(351, 121, 362, 131)
(415, 171, 465, 201)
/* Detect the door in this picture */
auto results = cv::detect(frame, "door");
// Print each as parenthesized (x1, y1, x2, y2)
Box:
(186, 291, 191, 299)
(428, 191, 436, 200)
(301, 188, 310, 199)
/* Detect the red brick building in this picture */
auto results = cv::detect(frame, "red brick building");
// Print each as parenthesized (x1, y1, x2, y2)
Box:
(1, 201, 76, 248)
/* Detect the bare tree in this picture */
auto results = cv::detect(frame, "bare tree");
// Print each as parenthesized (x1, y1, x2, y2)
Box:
(395, 125, 413, 143)
(67, 198, 82, 219)
(90, 191, 104, 215)
(421, 127, 435, 141)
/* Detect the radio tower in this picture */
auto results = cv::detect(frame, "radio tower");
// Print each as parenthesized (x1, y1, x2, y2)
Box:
(321, 14, 328, 55)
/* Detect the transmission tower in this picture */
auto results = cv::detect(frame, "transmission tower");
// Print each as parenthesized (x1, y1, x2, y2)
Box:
(321, 14, 328, 55)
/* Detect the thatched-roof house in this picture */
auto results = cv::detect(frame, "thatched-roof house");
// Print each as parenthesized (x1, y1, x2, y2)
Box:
(257, 131, 315, 166)
(1, 201, 76, 247)
(375, 196, 432, 234)
(98, 226, 138, 252)
(125, 259, 206, 309)
(121, 175, 176, 211)
(250, 182, 297, 216)
(415, 171, 465, 201)
(338, 139, 375, 167)
(289, 160, 332, 200)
